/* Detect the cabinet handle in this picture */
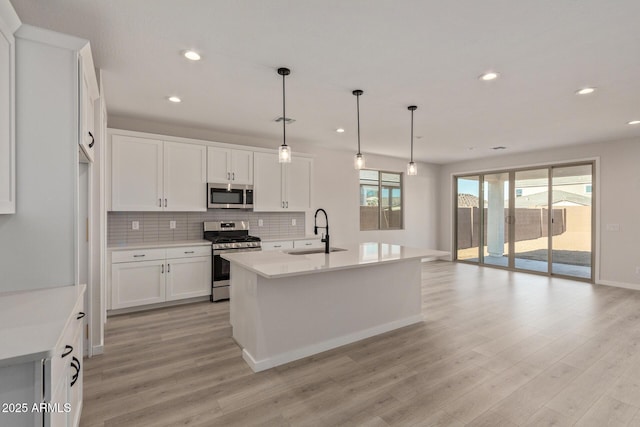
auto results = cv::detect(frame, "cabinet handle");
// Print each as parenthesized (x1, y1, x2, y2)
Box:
(77, 312, 86, 320)
(88, 131, 95, 148)
(62, 345, 73, 358)
(274, 245, 282, 248)
(159, 198, 162, 207)
(227, 172, 230, 180)
(232, 172, 235, 180)
(168, 263, 171, 273)
(70, 357, 81, 387)
(161, 264, 164, 274)
(286, 201, 288, 208)
(305, 243, 312, 246)
(133, 254, 145, 258)
(164, 198, 167, 208)
(184, 251, 194, 254)
(282, 201, 284, 208)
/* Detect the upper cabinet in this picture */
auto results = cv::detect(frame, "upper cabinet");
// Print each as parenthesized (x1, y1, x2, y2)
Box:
(111, 134, 206, 212)
(207, 146, 253, 185)
(253, 152, 313, 212)
(79, 47, 99, 163)
(0, 10, 15, 214)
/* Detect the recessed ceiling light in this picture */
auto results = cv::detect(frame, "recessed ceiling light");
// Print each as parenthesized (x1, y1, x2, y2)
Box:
(336, 128, 345, 133)
(628, 120, 640, 125)
(183, 50, 201, 61)
(168, 96, 182, 103)
(576, 87, 596, 95)
(479, 72, 499, 81)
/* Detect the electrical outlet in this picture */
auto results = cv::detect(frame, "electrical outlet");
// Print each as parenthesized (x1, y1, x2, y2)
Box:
(258, 219, 264, 227)
(291, 218, 296, 226)
(132, 221, 139, 230)
(169, 220, 176, 229)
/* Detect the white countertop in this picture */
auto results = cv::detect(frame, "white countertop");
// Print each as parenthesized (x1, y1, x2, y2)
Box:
(222, 242, 449, 279)
(0, 284, 85, 367)
(109, 240, 211, 251)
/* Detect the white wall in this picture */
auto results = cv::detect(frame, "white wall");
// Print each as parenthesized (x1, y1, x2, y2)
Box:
(108, 115, 441, 249)
(438, 137, 640, 289)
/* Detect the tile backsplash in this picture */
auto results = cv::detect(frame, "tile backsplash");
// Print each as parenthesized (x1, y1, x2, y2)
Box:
(108, 210, 306, 245)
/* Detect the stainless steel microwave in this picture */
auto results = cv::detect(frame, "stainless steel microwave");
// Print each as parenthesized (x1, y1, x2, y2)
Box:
(207, 183, 253, 209)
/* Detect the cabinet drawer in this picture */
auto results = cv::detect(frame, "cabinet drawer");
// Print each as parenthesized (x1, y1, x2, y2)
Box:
(112, 248, 166, 263)
(293, 239, 323, 249)
(261, 241, 294, 251)
(50, 300, 83, 399)
(166, 245, 210, 259)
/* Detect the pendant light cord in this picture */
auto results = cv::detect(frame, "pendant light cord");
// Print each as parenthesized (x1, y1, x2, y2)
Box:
(356, 93, 361, 155)
(410, 108, 414, 162)
(282, 73, 287, 147)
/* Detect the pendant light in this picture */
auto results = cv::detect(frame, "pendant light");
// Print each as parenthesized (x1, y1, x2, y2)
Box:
(277, 67, 292, 163)
(353, 90, 365, 169)
(407, 105, 418, 176)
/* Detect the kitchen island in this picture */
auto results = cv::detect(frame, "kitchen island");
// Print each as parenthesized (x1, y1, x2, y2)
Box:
(222, 242, 449, 372)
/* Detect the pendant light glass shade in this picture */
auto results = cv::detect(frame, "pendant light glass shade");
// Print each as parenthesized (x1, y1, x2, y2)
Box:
(277, 67, 292, 163)
(353, 90, 365, 170)
(407, 105, 418, 176)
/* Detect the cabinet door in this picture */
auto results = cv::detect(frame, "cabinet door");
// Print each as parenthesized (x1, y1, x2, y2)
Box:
(286, 156, 313, 211)
(207, 146, 231, 182)
(253, 152, 284, 211)
(78, 60, 97, 163)
(0, 17, 15, 214)
(166, 256, 211, 301)
(163, 142, 206, 211)
(230, 149, 253, 184)
(111, 260, 165, 309)
(111, 135, 163, 211)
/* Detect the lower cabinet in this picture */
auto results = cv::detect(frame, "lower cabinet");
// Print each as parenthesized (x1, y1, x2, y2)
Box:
(262, 238, 322, 251)
(111, 245, 210, 310)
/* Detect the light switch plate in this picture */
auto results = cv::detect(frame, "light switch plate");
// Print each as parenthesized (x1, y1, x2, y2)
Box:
(258, 219, 264, 227)
(291, 218, 296, 226)
(132, 221, 139, 230)
(170, 220, 176, 229)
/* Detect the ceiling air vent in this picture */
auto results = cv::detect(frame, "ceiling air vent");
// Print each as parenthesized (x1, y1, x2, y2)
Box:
(492, 146, 507, 150)
(274, 117, 296, 124)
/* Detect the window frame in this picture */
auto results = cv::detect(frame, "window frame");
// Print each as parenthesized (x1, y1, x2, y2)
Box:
(359, 169, 404, 231)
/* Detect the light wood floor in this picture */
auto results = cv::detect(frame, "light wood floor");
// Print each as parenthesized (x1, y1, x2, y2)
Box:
(81, 262, 640, 426)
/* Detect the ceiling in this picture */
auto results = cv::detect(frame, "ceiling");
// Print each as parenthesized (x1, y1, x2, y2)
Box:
(10, 0, 640, 164)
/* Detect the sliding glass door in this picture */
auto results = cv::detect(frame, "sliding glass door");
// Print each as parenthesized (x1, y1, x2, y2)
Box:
(454, 162, 594, 281)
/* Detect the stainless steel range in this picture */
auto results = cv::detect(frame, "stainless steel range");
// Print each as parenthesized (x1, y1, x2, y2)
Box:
(203, 221, 261, 302)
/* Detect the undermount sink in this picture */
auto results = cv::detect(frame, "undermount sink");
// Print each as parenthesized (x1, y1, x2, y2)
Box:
(286, 247, 347, 255)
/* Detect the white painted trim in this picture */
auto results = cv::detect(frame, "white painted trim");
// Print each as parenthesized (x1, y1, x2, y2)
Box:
(242, 315, 424, 372)
(15, 24, 88, 50)
(91, 345, 104, 356)
(0, 0, 20, 33)
(597, 280, 640, 292)
(106, 295, 210, 316)
(107, 128, 315, 159)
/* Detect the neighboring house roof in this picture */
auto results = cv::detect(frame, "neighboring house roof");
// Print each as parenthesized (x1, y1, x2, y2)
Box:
(515, 190, 591, 208)
(458, 193, 480, 208)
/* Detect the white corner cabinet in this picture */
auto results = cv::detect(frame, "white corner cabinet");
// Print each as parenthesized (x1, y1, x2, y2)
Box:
(110, 245, 211, 310)
(207, 146, 253, 184)
(253, 152, 313, 211)
(0, 8, 15, 214)
(0, 285, 86, 427)
(111, 134, 207, 211)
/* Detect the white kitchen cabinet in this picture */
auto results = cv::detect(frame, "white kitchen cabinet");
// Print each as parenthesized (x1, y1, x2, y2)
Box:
(0, 285, 85, 427)
(261, 240, 294, 251)
(293, 238, 323, 249)
(110, 245, 211, 310)
(78, 47, 99, 163)
(0, 12, 15, 214)
(111, 259, 166, 309)
(253, 152, 313, 212)
(164, 142, 207, 211)
(166, 256, 211, 300)
(111, 136, 206, 212)
(207, 146, 253, 185)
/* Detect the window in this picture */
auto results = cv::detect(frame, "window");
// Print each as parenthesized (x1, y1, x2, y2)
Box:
(515, 188, 523, 197)
(585, 184, 592, 193)
(359, 170, 403, 230)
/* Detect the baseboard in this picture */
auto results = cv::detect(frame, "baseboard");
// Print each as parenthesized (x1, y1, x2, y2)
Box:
(242, 314, 424, 372)
(597, 280, 640, 291)
(107, 295, 210, 316)
(91, 345, 104, 356)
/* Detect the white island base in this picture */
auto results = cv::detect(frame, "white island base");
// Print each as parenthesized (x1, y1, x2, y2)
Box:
(229, 251, 429, 372)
